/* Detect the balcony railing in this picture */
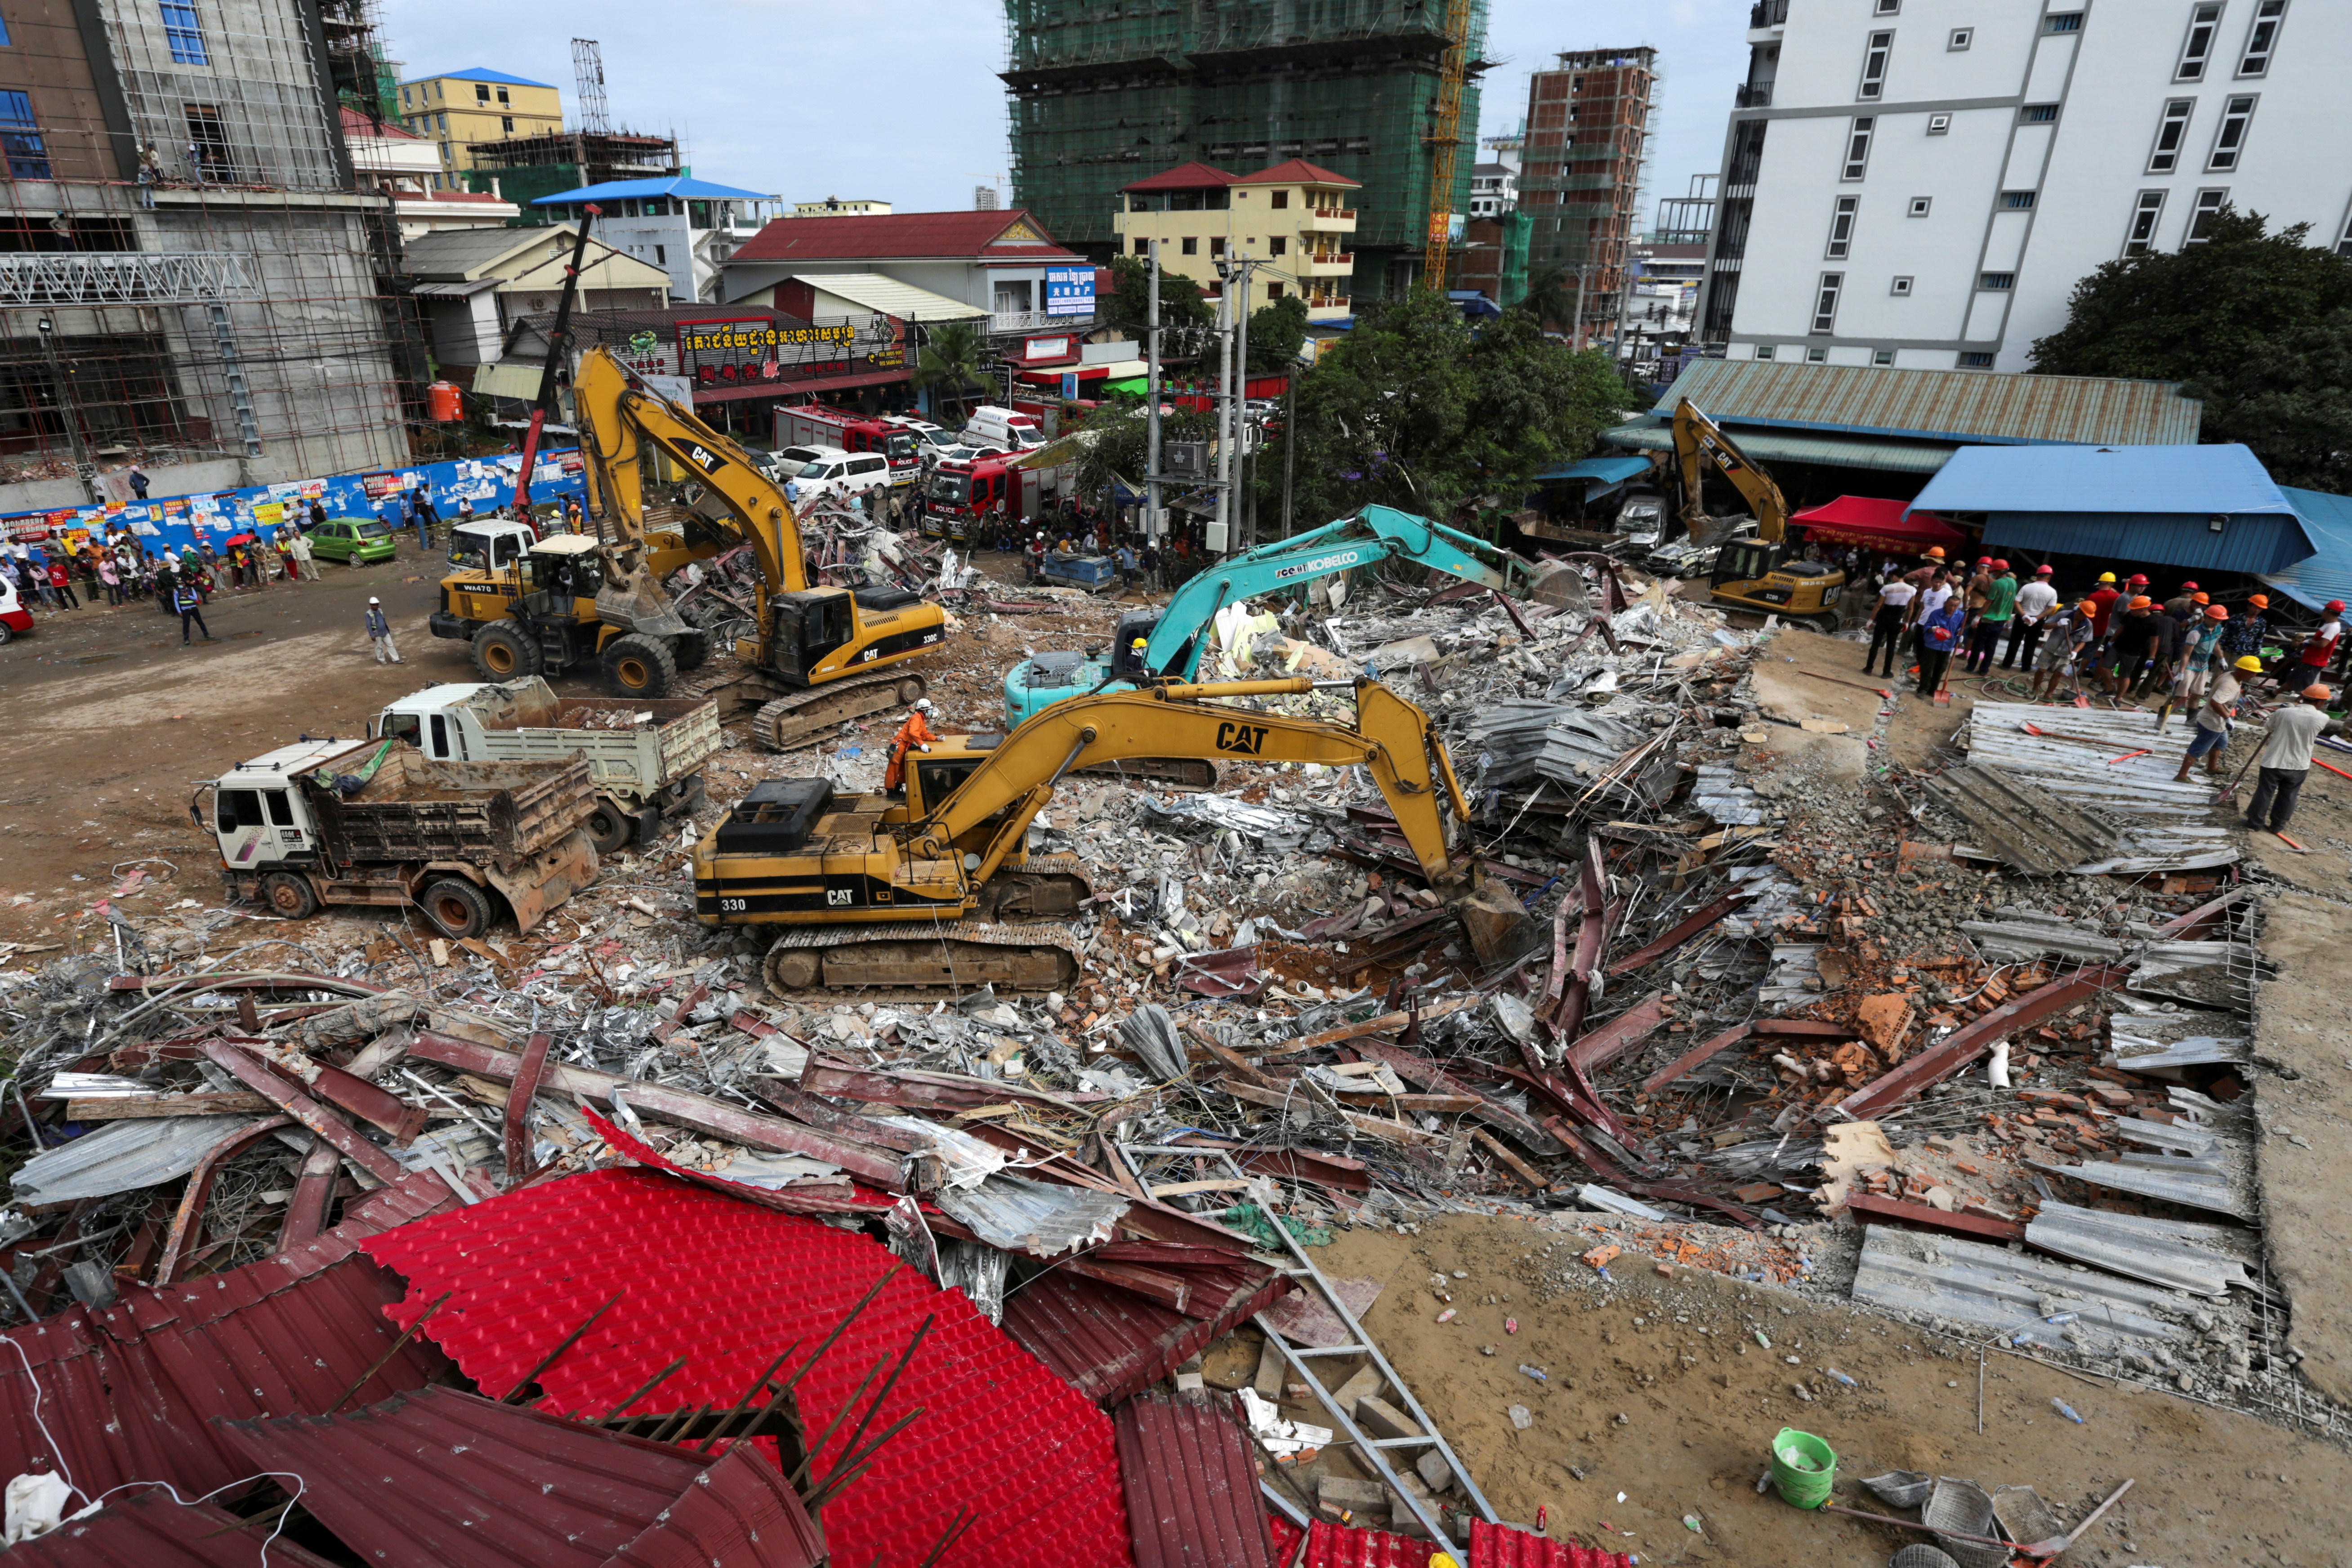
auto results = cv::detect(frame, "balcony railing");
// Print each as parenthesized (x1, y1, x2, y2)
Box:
(989, 308, 1094, 334)
(1303, 207, 1357, 223)
(1734, 83, 1773, 107)
(1750, 0, 1788, 25)
(1303, 252, 1356, 271)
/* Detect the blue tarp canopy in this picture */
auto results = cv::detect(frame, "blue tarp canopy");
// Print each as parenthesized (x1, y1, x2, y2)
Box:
(1532, 455, 1656, 485)
(1905, 442, 2314, 575)
(2263, 487, 2352, 612)
(533, 176, 771, 206)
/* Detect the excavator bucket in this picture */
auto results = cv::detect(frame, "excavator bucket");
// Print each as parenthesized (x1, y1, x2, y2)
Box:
(594, 557, 695, 639)
(1454, 872, 1538, 968)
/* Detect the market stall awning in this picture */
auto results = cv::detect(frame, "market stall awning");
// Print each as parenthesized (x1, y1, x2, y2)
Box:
(1791, 495, 1967, 554)
(1531, 455, 1656, 485)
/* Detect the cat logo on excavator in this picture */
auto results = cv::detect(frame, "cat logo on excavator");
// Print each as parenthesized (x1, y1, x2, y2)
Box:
(684, 442, 729, 476)
(1214, 721, 1271, 754)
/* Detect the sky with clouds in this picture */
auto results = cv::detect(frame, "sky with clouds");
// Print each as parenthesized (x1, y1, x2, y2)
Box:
(380, 0, 1750, 226)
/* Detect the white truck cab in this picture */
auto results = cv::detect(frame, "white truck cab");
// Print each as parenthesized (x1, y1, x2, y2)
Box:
(203, 739, 340, 871)
(446, 518, 537, 572)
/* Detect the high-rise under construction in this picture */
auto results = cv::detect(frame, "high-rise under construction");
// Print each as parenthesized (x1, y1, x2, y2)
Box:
(1518, 47, 1656, 347)
(1003, 0, 1487, 303)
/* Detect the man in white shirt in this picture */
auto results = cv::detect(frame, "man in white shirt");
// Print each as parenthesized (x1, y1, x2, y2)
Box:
(2002, 564, 2060, 670)
(2173, 654, 2254, 781)
(1865, 576, 1915, 676)
(2241, 683, 2344, 832)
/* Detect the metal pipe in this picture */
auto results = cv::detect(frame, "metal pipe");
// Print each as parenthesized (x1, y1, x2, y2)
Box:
(1146, 239, 1162, 543)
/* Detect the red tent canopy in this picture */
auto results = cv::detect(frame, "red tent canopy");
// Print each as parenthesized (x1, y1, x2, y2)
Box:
(1790, 495, 1968, 554)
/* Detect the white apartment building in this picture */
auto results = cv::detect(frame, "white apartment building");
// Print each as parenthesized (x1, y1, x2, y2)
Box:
(1698, 0, 2343, 372)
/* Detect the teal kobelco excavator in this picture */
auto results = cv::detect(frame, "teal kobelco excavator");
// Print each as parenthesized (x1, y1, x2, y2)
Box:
(1000, 505, 1530, 773)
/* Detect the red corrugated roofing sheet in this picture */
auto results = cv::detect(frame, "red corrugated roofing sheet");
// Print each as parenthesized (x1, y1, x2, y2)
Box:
(1114, 1390, 1275, 1568)
(0, 1171, 460, 1501)
(3, 1491, 341, 1568)
(220, 1385, 824, 1568)
(1000, 1253, 1286, 1407)
(1121, 161, 1241, 192)
(585, 1107, 900, 1215)
(1234, 158, 1360, 188)
(1292, 1519, 1440, 1568)
(1467, 1519, 1633, 1568)
(360, 1168, 1134, 1568)
(732, 209, 1079, 264)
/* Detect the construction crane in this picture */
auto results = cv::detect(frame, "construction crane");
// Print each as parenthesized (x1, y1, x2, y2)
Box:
(1420, 0, 1475, 287)
(694, 676, 1531, 991)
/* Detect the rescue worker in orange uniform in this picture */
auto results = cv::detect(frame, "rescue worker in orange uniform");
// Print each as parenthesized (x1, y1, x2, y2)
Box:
(884, 698, 937, 794)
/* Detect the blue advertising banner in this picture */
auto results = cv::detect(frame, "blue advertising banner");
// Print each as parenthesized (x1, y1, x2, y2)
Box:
(1044, 264, 1096, 318)
(0, 448, 589, 556)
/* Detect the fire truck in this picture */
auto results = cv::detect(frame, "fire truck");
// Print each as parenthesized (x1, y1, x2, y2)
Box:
(920, 453, 1073, 544)
(772, 404, 922, 487)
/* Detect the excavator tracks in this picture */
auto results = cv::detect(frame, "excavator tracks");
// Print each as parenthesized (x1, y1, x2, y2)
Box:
(753, 670, 928, 751)
(762, 919, 1084, 992)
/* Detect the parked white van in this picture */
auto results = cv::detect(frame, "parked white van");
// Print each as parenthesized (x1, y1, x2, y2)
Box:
(961, 405, 1046, 451)
(783, 447, 894, 506)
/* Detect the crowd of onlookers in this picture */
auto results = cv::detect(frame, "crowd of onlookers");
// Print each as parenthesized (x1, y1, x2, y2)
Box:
(4, 523, 320, 616)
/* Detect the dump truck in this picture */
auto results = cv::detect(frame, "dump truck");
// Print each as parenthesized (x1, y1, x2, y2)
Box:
(193, 738, 601, 938)
(694, 676, 1531, 992)
(375, 677, 720, 854)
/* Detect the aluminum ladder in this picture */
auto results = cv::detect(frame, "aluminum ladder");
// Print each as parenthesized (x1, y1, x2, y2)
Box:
(1122, 1142, 1499, 1555)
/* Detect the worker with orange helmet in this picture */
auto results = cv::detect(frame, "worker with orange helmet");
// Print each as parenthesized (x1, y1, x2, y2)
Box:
(1900, 545, 1947, 591)
(2219, 592, 2270, 662)
(2241, 683, 2346, 833)
(2162, 602, 2232, 725)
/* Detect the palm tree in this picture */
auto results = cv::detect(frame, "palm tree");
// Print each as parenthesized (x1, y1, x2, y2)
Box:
(1516, 268, 1579, 338)
(911, 320, 986, 425)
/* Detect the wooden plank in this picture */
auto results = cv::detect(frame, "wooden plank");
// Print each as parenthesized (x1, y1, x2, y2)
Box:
(1258, 996, 1479, 1058)
(1469, 1128, 1554, 1193)
(65, 1093, 276, 1120)
(1145, 1179, 1253, 1197)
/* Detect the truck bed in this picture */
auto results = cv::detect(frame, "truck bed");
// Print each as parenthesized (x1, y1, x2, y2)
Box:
(310, 750, 596, 868)
(456, 686, 719, 796)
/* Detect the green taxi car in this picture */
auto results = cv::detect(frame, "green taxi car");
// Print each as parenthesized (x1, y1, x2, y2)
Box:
(309, 517, 399, 565)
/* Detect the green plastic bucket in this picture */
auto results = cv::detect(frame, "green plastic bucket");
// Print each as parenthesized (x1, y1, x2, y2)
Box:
(1769, 1427, 1837, 1509)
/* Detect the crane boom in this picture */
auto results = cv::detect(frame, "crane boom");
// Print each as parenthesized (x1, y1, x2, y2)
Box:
(1671, 397, 1847, 631)
(1421, 0, 1475, 287)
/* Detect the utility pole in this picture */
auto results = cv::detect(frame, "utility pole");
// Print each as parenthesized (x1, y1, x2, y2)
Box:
(1280, 357, 1296, 540)
(1211, 261, 1233, 554)
(1234, 263, 1252, 550)
(1145, 239, 1162, 544)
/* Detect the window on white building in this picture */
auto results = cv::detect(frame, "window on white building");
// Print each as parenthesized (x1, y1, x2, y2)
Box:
(2124, 191, 2167, 255)
(1946, 29, 1972, 51)
(2001, 191, 2036, 209)
(1873, 0, 1899, 13)
(1842, 118, 1875, 179)
(1890, 276, 1913, 295)
(1959, 352, 1995, 367)
(1754, 344, 1776, 360)
(1874, 348, 1896, 365)
(2186, 188, 2229, 241)
(1908, 196, 1932, 217)
(1979, 272, 2015, 290)
(2237, 0, 2285, 77)
(1858, 32, 1893, 100)
(1812, 273, 1844, 332)
(2175, 3, 2223, 80)
(1825, 195, 1858, 259)
(1925, 112, 1951, 134)
(2020, 104, 2059, 124)
(1807, 345, 1828, 362)
(2207, 96, 2257, 170)
(2338, 205, 2352, 259)
(2044, 12, 2083, 33)
(2148, 100, 2194, 173)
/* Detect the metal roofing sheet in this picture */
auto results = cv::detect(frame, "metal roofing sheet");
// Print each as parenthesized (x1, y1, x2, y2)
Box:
(0, 1170, 460, 1501)
(1850, 1227, 2210, 1354)
(1114, 1391, 1276, 1568)
(1910, 442, 2293, 516)
(732, 210, 1080, 264)
(1529, 455, 1653, 484)
(1980, 508, 2316, 576)
(359, 1167, 1134, 1568)
(531, 175, 773, 204)
(11, 1115, 263, 1205)
(220, 1386, 824, 1568)
(1467, 1519, 1635, 1567)
(3, 1491, 342, 1568)
(799, 271, 990, 321)
(1962, 703, 2234, 826)
(1602, 415, 1956, 474)
(1652, 360, 2202, 446)
(2262, 486, 2352, 612)
(934, 1173, 1129, 1258)
(1291, 1519, 1438, 1568)
(1000, 1251, 1286, 1407)
(2022, 1199, 2255, 1298)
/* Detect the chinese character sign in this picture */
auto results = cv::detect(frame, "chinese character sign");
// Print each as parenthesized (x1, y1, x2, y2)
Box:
(1045, 265, 1095, 318)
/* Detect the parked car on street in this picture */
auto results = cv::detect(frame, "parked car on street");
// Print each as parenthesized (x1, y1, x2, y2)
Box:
(309, 518, 399, 565)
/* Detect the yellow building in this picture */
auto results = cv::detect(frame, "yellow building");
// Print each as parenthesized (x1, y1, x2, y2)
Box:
(1111, 158, 1360, 322)
(396, 68, 564, 191)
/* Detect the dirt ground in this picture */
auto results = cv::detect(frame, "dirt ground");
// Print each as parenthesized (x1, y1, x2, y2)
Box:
(1211, 1211, 2352, 1568)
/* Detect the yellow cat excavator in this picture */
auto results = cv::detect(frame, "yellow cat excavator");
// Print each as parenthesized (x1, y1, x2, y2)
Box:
(570, 346, 949, 745)
(694, 676, 1533, 992)
(1672, 396, 1846, 633)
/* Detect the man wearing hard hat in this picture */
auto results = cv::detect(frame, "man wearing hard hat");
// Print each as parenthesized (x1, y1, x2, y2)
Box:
(884, 697, 937, 794)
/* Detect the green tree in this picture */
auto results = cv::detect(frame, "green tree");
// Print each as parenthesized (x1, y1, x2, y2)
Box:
(1099, 253, 1214, 346)
(1246, 295, 1310, 372)
(1071, 397, 1215, 505)
(1264, 291, 1633, 530)
(910, 319, 986, 424)
(1515, 268, 1579, 335)
(2028, 206, 2352, 490)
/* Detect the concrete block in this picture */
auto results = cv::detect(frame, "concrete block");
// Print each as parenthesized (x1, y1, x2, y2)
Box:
(1354, 1393, 1425, 1442)
(1390, 1471, 1438, 1537)
(1174, 1370, 1205, 1393)
(1253, 1336, 1286, 1398)
(1330, 1363, 1384, 1416)
(1316, 1476, 1388, 1512)
(1415, 1448, 1455, 1493)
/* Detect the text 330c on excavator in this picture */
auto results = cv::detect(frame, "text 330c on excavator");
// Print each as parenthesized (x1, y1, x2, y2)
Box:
(1673, 396, 1846, 633)
(695, 678, 1533, 992)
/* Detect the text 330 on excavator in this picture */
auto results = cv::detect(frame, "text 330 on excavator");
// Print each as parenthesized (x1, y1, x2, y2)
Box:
(1672, 397, 1846, 633)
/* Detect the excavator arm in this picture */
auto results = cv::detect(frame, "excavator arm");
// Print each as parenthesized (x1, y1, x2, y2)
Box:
(916, 678, 1473, 889)
(1672, 396, 1791, 546)
(1141, 503, 1528, 679)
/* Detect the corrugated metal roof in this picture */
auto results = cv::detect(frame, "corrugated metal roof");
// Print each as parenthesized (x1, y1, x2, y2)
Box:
(1529, 455, 1654, 484)
(1653, 360, 2201, 446)
(799, 272, 988, 321)
(732, 210, 1080, 264)
(11, 1115, 264, 1205)
(1293, 1520, 1438, 1567)
(2022, 1200, 2255, 1298)
(1963, 703, 2233, 826)
(1114, 1391, 1276, 1568)
(2262, 486, 2352, 611)
(1602, 415, 1956, 474)
(532, 175, 773, 204)
(360, 1168, 1134, 1568)
(0, 1171, 460, 1501)
(1852, 1228, 2210, 1354)
(1981, 508, 2315, 574)
(221, 1386, 824, 1568)
(1911, 441, 2294, 514)
(1468, 1519, 1635, 1567)
(1000, 1254, 1286, 1408)
(934, 1173, 1129, 1258)
(3, 1491, 342, 1568)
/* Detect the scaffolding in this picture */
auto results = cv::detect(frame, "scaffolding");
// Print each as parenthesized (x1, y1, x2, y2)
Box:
(462, 129, 684, 217)
(1003, 0, 1488, 295)
(0, 0, 429, 500)
(1517, 45, 1656, 344)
